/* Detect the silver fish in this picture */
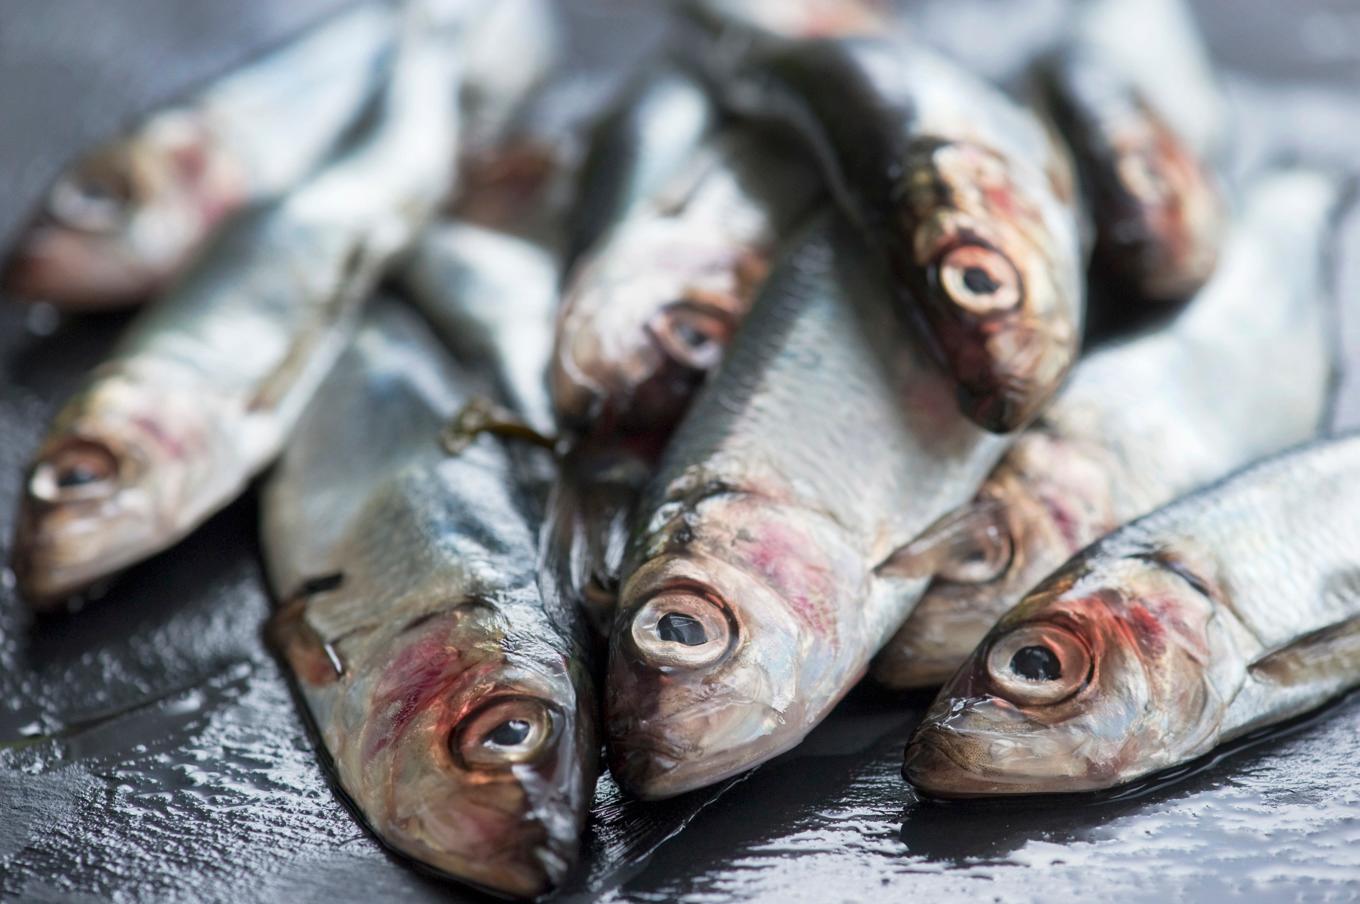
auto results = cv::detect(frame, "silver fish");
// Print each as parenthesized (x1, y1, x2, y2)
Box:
(565, 61, 717, 268)
(551, 127, 821, 635)
(401, 220, 560, 435)
(906, 432, 1360, 797)
(554, 126, 820, 436)
(11, 12, 462, 606)
(686, 25, 1086, 432)
(605, 213, 1008, 799)
(263, 302, 596, 898)
(459, 0, 561, 156)
(1042, 0, 1226, 301)
(875, 169, 1346, 689)
(2, 3, 400, 309)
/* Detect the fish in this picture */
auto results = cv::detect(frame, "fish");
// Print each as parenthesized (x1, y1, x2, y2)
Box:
(683, 24, 1086, 432)
(874, 169, 1347, 690)
(905, 432, 1360, 797)
(262, 301, 596, 898)
(551, 127, 820, 633)
(1041, 0, 1226, 302)
(11, 10, 462, 607)
(400, 220, 560, 436)
(564, 61, 717, 269)
(459, 0, 561, 157)
(605, 213, 1009, 799)
(1, 3, 400, 309)
(554, 127, 820, 437)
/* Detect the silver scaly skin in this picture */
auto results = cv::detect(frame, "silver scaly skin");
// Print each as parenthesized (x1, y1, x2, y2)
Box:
(262, 302, 596, 898)
(906, 433, 1360, 797)
(876, 169, 1347, 689)
(2, 3, 400, 309)
(401, 221, 559, 435)
(565, 61, 717, 269)
(11, 11, 462, 607)
(605, 213, 1009, 799)
(684, 21, 1086, 432)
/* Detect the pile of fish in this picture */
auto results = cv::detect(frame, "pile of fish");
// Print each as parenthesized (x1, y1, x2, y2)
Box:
(5, 0, 1359, 897)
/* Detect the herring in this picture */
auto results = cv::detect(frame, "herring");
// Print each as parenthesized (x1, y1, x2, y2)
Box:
(875, 169, 1346, 689)
(604, 213, 1008, 798)
(905, 433, 1360, 797)
(2, 3, 399, 309)
(11, 11, 461, 606)
(1041, 0, 1226, 301)
(263, 302, 595, 898)
(685, 24, 1086, 432)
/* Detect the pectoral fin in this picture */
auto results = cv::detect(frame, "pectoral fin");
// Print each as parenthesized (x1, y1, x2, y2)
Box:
(1248, 617, 1360, 688)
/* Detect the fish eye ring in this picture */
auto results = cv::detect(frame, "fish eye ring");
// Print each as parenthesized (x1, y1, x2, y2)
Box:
(451, 696, 560, 770)
(984, 622, 1090, 706)
(625, 585, 734, 671)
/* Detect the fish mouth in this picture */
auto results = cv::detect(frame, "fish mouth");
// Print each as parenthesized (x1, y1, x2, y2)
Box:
(903, 727, 998, 798)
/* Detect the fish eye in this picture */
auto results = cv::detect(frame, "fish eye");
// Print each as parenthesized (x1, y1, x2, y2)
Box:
(936, 507, 1013, 585)
(29, 439, 122, 503)
(985, 623, 1090, 706)
(626, 587, 733, 670)
(47, 160, 135, 234)
(452, 697, 559, 770)
(645, 300, 736, 372)
(936, 245, 1022, 316)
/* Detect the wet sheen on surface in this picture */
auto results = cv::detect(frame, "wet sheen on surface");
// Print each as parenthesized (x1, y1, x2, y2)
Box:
(4, 0, 1360, 901)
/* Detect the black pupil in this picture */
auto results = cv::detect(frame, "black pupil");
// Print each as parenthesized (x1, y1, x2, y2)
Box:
(673, 320, 712, 352)
(487, 719, 531, 748)
(1010, 645, 1061, 682)
(57, 464, 102, 488)
(963, 266, 1001, 295)
(657, 612, 707, 646)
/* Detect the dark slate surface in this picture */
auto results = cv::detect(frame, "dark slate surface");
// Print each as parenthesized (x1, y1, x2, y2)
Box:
(2, 2, 1360, 902)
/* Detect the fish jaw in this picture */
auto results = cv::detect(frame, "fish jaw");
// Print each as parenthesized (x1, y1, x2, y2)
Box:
(551, 219, 757, 435)
(2, 111, 244, 308)
(607, 494, 865, 798)
(905, 555, 1240, 796)
(306, 604, 596, 898)
(899, 140, 1083, 432)
(12, 372, 222, 606)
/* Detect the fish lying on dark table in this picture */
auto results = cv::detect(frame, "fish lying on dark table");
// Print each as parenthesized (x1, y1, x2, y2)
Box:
(262, 302, 596, 898)
(906, 430, 1360, 797)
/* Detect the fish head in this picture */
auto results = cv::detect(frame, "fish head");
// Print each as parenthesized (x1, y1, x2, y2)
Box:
(1097, 99, 1224, 300)
(876, 432, 1117, 687)
(3, 112, 240, 307)
(347, 601, 596, 898)
(607, 494, 859, 798)
(12, 373, 216, 605)
(905, 549, 1228, 796)
(552, 218, 762, 435)
(904, 139, 1081, 431)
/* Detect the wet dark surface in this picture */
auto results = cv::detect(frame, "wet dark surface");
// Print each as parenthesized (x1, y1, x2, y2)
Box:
(3, 1, 1360, 902)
